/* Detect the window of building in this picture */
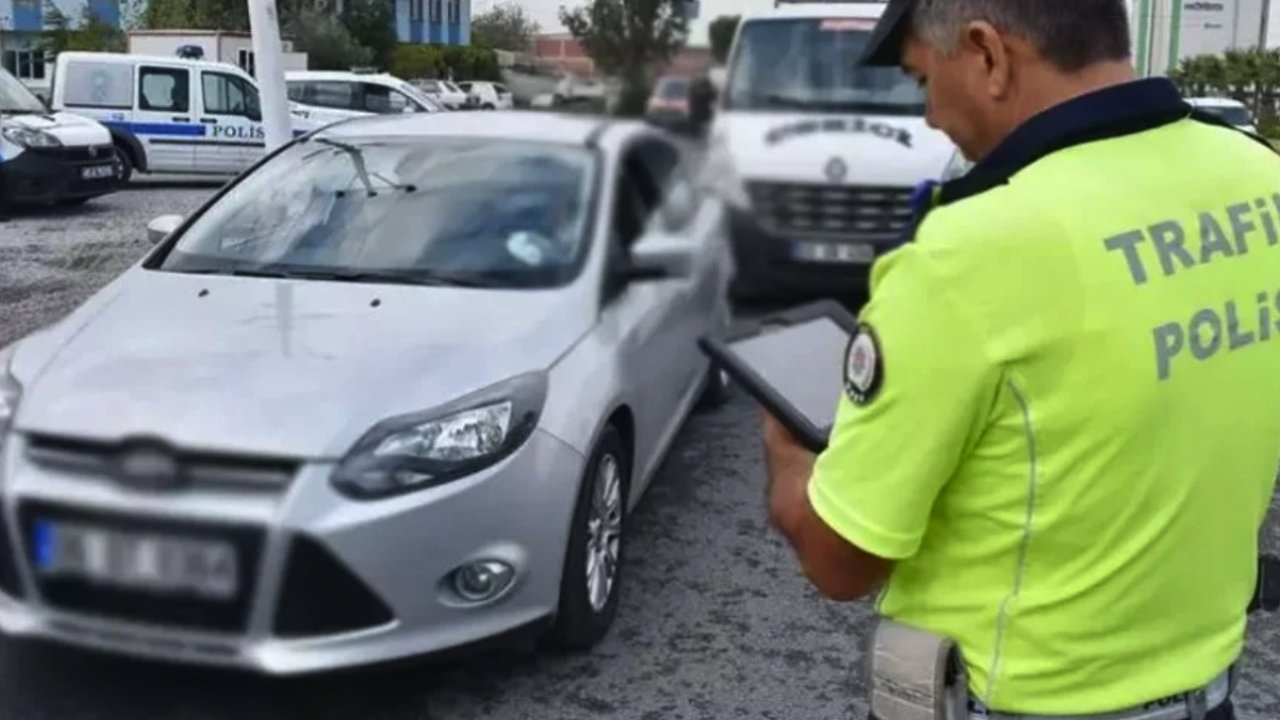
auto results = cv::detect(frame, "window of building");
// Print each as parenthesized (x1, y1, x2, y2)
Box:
(238, 49, 256, 77)
(2, 49, 46, 81)
(410, 0, 423, 21)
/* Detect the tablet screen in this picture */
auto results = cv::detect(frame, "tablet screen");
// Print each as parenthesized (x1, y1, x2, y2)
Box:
(727, 317, 849, 437)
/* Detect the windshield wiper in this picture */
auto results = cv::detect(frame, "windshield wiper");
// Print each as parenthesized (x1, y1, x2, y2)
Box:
(173, 266, 292, 278)
(304, 269, 498, 288)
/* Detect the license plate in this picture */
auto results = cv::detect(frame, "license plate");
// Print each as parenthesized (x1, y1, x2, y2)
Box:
(81, 164, 116, 180)
(32, 520, 238, 600)
(791, 241, 875, 264)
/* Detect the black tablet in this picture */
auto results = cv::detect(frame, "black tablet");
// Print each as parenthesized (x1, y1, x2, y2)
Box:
(699, 300, 859, 453)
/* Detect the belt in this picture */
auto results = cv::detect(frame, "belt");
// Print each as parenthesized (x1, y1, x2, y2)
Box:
(967, 665, 1234, 720)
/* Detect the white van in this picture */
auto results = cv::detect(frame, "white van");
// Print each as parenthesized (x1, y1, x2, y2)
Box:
(285, 70, 445, 126)
(703, 1, 958, 302)
(51, 51, 320, 181)
(1, 64, 120, 206)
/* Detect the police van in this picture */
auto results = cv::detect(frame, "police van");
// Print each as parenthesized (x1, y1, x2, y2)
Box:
(50, 51, 320, 181)
(703, 0, 958, 301)
(285, 70, 446, 126)
(1, 64, 120, 206)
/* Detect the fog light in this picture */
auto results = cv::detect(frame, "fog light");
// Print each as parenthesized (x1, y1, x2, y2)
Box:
(452, 560, 514, 602)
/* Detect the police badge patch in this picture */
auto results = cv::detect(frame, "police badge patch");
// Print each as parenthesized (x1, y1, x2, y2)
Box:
(843, 324, 883, 404)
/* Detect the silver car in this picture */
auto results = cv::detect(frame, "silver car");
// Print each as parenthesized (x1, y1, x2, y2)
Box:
(0, 111, 734, 673)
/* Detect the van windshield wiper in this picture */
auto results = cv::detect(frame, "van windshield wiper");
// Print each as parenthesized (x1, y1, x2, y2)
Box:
(302, 269, 499, 288)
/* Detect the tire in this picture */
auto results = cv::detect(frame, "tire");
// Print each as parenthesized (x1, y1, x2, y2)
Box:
(549, 425, 629, 650)
(113, 143, 134, 184)
(57, 197, 91, 207)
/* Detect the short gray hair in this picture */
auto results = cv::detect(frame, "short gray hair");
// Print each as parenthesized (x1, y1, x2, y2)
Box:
(910, 0, 1132, 72)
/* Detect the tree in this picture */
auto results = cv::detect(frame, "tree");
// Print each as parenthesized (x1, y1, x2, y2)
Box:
(139, 0, 250, 31)
(708, 14, 738, 64)
(285, 8, 373, 70)
(471, 1, 540, 52)
(559, 0, 690, 115)
(343, 0, 398, 69)
(42, 1, 126, 57)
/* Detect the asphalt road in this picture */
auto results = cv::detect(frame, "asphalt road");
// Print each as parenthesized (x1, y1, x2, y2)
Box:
(1, 181, 1280, 720)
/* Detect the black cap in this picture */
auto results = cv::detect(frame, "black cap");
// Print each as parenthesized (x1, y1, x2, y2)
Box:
(859, 0, 917, 67)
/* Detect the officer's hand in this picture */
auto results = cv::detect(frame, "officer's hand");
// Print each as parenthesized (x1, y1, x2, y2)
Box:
(760, 406, 813, 465)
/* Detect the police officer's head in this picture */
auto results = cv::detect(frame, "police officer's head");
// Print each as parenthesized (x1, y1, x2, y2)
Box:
(862, 0, 1133, 162)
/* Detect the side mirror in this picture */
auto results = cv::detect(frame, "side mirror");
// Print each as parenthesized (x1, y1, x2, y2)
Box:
(147, 214, 183, 244)
(622, 234, 695, 282)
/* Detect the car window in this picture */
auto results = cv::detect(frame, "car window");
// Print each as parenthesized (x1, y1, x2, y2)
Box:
(495, 84, 509, 94)
(419, 80, 441, 93)
(457, 82, 472, 92)
(155, 137, 600, 289)
(362, 83, 404, 113)
(202, 72, 255, 116)
(139, 66, 189, 112)
(631, 138, 696, 232)
(286, 81, 307, 102)
(62, 60, 132, 109)
(305, 81, 357, 109)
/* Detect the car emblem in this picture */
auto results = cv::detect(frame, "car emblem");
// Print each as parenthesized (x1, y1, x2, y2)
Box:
(116, 445, 183, 490)
(87, 145, 99, 158)
(825, 156, 848, 183)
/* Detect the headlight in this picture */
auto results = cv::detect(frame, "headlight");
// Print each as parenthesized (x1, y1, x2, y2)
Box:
(331, 372, 548, 500)
(0, 344, 22, 436)
(2, 126, 62, 149)
(940, 149, 974, 182)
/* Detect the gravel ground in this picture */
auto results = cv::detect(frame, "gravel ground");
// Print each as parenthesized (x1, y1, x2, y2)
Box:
(0, 182, 1279, 719)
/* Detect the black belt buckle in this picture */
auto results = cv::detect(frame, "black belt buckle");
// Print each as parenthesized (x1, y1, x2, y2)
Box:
(1248, 554, 1280, 614)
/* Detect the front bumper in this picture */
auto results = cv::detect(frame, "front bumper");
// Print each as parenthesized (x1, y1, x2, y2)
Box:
(2, 145, 120, 206)
(0, 427, 586, 674)
(727, 204, 908, 302)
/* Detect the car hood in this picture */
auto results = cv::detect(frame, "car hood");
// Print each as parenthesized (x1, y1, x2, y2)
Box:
(3, 111, 112, 147)
(14, 270, 593, 459)
(710, 111, 955, 187)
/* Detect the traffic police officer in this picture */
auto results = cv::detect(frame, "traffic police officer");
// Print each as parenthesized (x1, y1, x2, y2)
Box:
(760, 1, 1280, 719)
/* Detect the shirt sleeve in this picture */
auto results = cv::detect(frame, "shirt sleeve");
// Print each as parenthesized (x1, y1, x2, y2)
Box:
(808, 241, 999, 561)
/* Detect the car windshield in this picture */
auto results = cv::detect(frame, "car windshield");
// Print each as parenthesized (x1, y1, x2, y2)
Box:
(157, 136, 598, 289)
(657, 78, 688, 100)
(725, 17, 925, 115)
(0, 67, 48, 113)
(398, 82, 442, 111)
(1199, 104, 1253, 126)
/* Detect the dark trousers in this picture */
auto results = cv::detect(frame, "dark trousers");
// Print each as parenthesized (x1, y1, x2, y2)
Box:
(869, 698, 1236, 720)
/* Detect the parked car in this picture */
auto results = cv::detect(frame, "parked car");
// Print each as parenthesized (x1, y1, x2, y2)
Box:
(50, 51, 320, 181)
(1186, 96, 1258, 134)
(645, 75, 691, 130)
(0, 110, 734, 674)
(457, 81, 514, 110)
(0, 64, 120, 206)
(286, 70, 446, 126)
(412, 78, 473, 110)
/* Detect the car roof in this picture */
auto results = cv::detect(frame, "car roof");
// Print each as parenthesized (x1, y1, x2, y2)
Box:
(286, 70, 405, 85)
(1186, 96, 1245, 108)
(313, 110, 652, 151)
(56, 51, 249, 74)
(743, 1, 887, 22)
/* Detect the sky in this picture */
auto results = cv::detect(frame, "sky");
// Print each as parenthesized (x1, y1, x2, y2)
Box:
(470, 0, 775, 47)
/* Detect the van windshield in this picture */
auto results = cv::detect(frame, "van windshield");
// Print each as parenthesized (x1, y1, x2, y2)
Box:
(725, 18, 925, 115)
(0, 67, 47, 114)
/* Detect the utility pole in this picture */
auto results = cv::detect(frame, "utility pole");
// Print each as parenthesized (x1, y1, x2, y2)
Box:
(246, 0, 292, 152)
(1260, 0, 1271, 50)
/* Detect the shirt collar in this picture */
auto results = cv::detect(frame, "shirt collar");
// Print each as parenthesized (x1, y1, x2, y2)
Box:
(939, 77, 1192, 204)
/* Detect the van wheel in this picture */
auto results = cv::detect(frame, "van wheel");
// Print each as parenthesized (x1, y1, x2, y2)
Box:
(548, 425, 628, 650)
(113, 144, 134, 184)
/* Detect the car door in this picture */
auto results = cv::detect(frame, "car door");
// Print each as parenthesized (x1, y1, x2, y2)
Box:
(134, 63, 196, 172)
(197, 69, 263, 173)
(629, 136, 717, 420)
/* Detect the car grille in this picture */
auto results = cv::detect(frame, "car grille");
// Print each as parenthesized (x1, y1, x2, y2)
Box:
(24, 434, 299, 493)
(747, 181, 916, 242)
(29, 145, 114, 163)
(16, 500, 266, 633)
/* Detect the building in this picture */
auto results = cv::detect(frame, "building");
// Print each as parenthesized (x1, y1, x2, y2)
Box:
(533, 32, 592, 76)
(127, 29, 308, 75)
(1130, 0, 1271, 75)
(392, 0, 470, 45)
(1, 0, 121, 95)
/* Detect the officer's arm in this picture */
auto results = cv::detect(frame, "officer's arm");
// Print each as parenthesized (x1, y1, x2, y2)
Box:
(769, 243, 998, 601)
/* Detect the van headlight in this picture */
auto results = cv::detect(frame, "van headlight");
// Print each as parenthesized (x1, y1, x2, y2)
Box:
(0, 344, 22, 436)
(331, 373, 548, 500)
(2, 126, 62, 149)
